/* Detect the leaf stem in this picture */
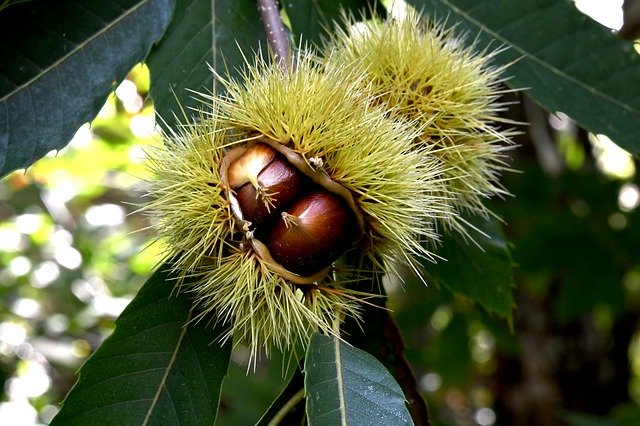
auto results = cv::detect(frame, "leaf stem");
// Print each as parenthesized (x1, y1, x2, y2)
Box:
(257, 0, 290, 71)
(267, 388, 305, 426)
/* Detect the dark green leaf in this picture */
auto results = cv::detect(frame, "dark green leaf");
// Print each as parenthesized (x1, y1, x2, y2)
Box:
(283, 0, 386, 48)
(407, 0, 640, 153)
(51, 263, 231, 425)
(304, 333, 413, 426)
(146, 0, 267, 128)
(426, 215, 515, 320)
(0, 0, 175, 177)
(256, 367, 306, 426)
(500, 164, 629, 323)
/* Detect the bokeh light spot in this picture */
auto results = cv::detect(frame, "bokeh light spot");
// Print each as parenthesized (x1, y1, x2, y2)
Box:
(619, 183, 640, 212)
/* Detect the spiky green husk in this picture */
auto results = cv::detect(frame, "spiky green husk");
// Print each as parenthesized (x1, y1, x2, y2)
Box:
(326, 10, 517, 236)
(190, 249, 363, 356)
(145, 114, 365, 362)
(146, 49, 454, 362)
(213, 50, 452, 271)
(145, 117, 235, 276)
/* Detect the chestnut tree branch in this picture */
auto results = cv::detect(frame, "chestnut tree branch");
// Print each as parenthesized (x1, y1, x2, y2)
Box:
(619, 0, 640, 40)
(257, 0, 290, 70)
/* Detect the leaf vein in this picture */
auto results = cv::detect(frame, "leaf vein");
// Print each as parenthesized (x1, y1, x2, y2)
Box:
(435, 0, 640, 116)
(142, 311, 192, 426)
(333, 336, 347, 426)
(0, 0, 152, 103)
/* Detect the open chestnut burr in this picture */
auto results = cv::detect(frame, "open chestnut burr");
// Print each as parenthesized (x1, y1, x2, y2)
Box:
(221, 139, 363, 282)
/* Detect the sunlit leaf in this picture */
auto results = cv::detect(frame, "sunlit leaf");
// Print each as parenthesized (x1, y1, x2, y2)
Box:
(51, 263, 231, 425)
(147, 0, 267, 128)
(0, 0, 175, 177)
(408, 0, 640, 153)
(304, 333, 413, 425)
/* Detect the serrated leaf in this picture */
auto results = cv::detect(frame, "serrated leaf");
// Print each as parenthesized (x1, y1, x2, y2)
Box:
(426, 215, 515, 320)
(407, 0, 640, 153)
(283, 0, 386, 47)
(0, 0, 175, 177)
(304, 333, 413, 426)
(51, 264, 231, 425)
(146, 0, 267, 128)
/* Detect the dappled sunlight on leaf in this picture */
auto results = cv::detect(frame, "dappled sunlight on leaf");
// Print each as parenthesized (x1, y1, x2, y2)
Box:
(0, 61, 160, 423)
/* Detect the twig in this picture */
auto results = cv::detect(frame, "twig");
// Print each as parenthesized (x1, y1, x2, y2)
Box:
(267, 389, 305, 426)
(257, 0, 290, 71)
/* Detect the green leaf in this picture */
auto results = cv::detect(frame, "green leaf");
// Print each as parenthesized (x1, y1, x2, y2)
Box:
(304, 333, 413, 426)
(426, 215, 515, 320)
(256, 367, 306, 425)
(283, 0, 386, 48)
(407, 0, 640, 153)
(51, 263, 231, 425)
(501, 164, 629, 323)
(340, 278, 429, 425)
(0, 0, 175, 177)
(146, 0, 267, 128)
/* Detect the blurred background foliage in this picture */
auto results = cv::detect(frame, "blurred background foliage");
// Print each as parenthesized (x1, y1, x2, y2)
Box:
(1, 1, 640, 426)
(0, 65, 162, 424)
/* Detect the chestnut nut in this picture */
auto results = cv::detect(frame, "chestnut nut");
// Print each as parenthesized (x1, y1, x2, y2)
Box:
(228, 144, 303, 224)
(267, 190, 353, 277)
(225, 142, 358, 278)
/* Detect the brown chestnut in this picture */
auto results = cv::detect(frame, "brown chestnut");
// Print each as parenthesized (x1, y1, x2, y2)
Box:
(266, 190, 354, 276)
(229, 144, 303, 224)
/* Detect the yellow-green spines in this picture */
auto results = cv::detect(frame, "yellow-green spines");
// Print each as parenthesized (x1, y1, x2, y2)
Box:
(326, 10, 516, 236)
(190, 249, 361, 356)
(215, 51, 451, 271)
(145, 50, 453, 361)
(144, 118, 234, 277)
(145, 113, 362, 361)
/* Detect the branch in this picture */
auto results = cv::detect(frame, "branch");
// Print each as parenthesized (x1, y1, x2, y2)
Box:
(257, 0, 290, 71)
(341, 257, 431, 425)
(619, 0, 640, 40)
